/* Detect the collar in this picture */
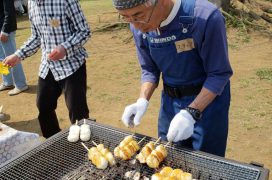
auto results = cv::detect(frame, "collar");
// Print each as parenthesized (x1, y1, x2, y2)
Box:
(160, 0, 181, 27)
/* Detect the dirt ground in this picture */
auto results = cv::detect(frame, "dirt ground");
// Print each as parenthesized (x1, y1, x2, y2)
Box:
(0, 1, 271, 174)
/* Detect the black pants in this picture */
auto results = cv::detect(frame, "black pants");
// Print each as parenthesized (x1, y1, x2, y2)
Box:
(37, 63, 89, 138)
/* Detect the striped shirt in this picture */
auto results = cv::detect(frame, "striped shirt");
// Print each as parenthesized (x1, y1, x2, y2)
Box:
(15, 0, 91, 81)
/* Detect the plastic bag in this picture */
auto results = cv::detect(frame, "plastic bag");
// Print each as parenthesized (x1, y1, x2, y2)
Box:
(0, 63, 10, 75)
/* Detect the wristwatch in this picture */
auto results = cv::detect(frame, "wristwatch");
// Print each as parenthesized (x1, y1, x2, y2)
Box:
(185, 107, 202, 121)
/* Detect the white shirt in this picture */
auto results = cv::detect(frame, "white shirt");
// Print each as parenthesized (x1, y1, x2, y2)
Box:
(160, 0, 181, 27)
(15, 0, 91, 81)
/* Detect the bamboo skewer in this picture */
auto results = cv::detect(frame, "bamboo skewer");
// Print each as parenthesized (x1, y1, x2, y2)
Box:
(154, 137, 161, 145)
(92, 141, 98, 147)
(137, 136, 146, 144)
(81, 142, 89, 152)
(164, 141, 171, 147)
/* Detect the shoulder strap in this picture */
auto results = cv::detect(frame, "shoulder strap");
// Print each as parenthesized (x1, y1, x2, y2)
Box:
(179, 0, 196, 25)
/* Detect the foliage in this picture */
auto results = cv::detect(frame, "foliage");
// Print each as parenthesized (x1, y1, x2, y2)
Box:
(256, 68, 272, 81)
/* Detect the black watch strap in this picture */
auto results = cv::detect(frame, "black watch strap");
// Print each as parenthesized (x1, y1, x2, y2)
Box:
(185, 107, 202, 121)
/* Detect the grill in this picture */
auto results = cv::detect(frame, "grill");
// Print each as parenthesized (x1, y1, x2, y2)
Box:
(0, 120, 269, 180)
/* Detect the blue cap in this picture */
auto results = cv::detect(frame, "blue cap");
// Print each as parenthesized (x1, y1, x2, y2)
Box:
(113, 0, 148, 10)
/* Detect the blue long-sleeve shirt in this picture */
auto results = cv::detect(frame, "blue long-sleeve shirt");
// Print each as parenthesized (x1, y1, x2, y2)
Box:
(131, 0, 233, 95)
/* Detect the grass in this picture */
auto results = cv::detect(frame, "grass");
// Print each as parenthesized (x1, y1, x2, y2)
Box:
(80, 0, 114, 14)
(256, 68, 272, 81)
(239, 79, 250, 88)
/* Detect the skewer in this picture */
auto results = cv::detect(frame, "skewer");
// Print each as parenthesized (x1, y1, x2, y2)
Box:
(137, 136, 146, 144)
(164, 141, 171, 147)
(127, 134, 145, 144)
(92, 141, 98, 147)
(81, 142, 89, 152)
(154, 137, 161, 145)
(75, 120, 78, 125)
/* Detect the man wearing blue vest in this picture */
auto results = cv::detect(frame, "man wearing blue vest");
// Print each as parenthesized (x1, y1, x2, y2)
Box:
(113, 0, 233, 156)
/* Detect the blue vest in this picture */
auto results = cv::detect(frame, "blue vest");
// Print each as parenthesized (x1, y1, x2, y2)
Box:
(148, 0, 231, 157)
(143, 0, 206, 87)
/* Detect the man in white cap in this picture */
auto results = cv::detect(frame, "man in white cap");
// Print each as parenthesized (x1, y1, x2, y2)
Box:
(113, 0, 233, 156)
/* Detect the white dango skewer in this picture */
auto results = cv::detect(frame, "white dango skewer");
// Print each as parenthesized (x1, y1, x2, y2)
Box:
(92, 141, 116, 166)
(80, 119, 91, 141)
(81, 142, 108, 170)
(67, 120, 80, 142)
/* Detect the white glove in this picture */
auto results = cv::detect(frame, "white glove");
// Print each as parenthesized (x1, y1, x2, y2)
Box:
(166, 109, 196, 142)
(121, 98, 149, 127)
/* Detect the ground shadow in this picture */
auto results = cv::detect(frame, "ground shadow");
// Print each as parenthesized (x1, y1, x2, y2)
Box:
(16, 15, 29, 23)
(17, 27, 30, 31)
(0, 114, 11, 122)
(4, 118, 42, 136)
(24, 84, 37, 95)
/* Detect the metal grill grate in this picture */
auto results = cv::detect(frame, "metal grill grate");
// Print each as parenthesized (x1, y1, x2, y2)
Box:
(0, 120, 269, 180)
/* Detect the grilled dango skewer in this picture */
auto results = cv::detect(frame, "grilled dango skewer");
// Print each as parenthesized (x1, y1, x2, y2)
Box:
(160, 167, 173, 177)
(151, 173, 164, 180)
(136, 142, 155, 163)
(136, 138, 161, 163)
(114, 136, 144, 160)
(93, 142, 116, 166)
(169, 169, 184, 179)
(81, 143, 108, 169)
(88, 147, 108, 169)
(151, 166, 193, 180)
(146, 144, 168, 168)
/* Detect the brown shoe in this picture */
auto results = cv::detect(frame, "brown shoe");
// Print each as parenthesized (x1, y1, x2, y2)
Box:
(0, 83, 14, 91)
